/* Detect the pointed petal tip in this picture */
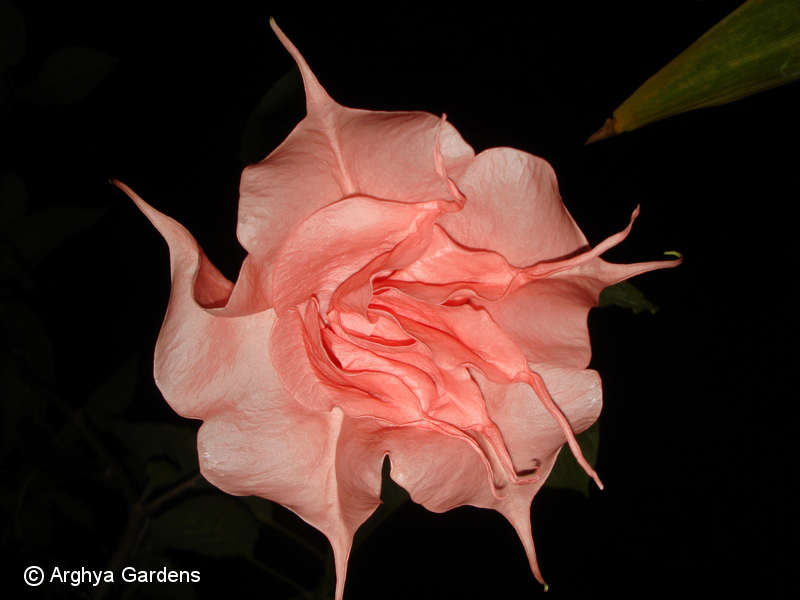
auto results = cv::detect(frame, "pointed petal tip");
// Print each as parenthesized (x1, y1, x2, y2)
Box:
(110, 179, 193, 251)
(110, 179, 145, 209)
(269, 17, 295, 55)
(585, 117, 619, 144)
(268, 17, 333, 114)
(329, 534, 354, 600)
(110, 179, 150, 214)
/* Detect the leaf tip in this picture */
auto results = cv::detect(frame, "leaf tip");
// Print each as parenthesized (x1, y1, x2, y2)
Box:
(585, 117, 619, 144)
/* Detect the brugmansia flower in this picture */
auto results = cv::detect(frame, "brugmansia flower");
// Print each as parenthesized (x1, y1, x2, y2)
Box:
(115, 20, 679, 599)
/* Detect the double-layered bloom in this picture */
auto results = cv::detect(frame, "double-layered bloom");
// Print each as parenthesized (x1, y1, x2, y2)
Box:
(116, 21, 679, 599)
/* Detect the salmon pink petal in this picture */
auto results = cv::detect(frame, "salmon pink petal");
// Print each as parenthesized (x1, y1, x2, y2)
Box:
(370, 366, 602, 587)
(270, 300, 426, 423)
(441, 148, 588, 265)
(477, 366, 603, 585)
(236, 22, 473, 307)
(113, 182, 277, 419)
(483, 277, 599, 369)
(270, 195, 454, 317)
(103, 189, 383, 599)
(485, 209, 682, 368)
(383, 224, 519, 303)
(197, 329, 384, 600)
(479, 367, 603, 472)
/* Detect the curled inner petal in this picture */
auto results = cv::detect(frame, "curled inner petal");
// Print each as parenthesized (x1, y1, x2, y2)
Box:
(268, 170, 618, 499)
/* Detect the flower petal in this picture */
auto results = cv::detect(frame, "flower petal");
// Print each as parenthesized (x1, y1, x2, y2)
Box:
(197, 345, 384, 600)
(484, 208, 682, 368)
(118, 183, 383, 600)
(478, 366, 603, 585)
(355, 366, 603, 587)
(479, 366, 603, 469)
(235, 22, 474, 307)
(441, 147, 588, 265)
(270, 195, 447, 317)
(483, 277, 598, 369)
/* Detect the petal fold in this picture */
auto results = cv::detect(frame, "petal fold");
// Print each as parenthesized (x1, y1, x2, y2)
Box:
(441, 148, 588, 265)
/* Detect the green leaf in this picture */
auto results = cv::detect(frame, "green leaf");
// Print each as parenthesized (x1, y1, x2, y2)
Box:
(149, 493, 259, 559)
(240, 65, 305, 165)
(587, 0, 800, 142)
(545, 422, 600, 497)
(21, 45, 117, 106)
(598, 281, 659, 314)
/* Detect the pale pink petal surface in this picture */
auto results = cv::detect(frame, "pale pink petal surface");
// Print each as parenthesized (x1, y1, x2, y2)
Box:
(441, 148, 588, 265)
(236, 24, 473, 309)
(117, 19, 680, 600)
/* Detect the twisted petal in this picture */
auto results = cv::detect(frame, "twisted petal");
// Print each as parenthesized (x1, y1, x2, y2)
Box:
(234, 21, 474, 309)
(441, 148, 588, 265)
(115, 182, 384, 600)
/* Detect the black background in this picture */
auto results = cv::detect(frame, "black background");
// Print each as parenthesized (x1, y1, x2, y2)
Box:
(5, 0, 796, 598)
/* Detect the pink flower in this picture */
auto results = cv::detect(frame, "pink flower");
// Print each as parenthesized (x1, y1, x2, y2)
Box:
(115, 20, 679, 599)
